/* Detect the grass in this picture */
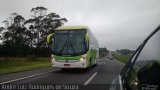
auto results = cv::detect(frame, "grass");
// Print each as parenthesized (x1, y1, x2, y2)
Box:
(112, 52, 130, 63)
(0, 57, 51, 75)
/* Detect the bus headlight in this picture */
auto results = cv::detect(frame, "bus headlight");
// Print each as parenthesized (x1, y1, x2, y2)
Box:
(52, 58, 55, 61)
(80, 58, 84, 61)
(51, 54, 55, 60)
(80, 54, 87, 61)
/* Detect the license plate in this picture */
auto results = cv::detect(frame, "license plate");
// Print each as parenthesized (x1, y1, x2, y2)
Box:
(64, 64, 70, 66)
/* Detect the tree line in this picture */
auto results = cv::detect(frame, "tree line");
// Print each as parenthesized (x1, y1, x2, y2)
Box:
(0, 6, 67, 57)
(116, 49, 134, 55)
(99, 48, 109, 58)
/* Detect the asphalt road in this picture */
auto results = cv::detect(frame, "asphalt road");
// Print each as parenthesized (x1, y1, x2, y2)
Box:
(0, 53, 124, 90)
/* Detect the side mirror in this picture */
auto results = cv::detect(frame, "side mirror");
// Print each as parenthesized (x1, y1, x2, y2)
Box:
(137, 62, 160, 86)
(47, 33, 54, 44)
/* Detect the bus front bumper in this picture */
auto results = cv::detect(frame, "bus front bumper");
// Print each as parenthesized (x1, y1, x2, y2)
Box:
(51, 59, 87, 68)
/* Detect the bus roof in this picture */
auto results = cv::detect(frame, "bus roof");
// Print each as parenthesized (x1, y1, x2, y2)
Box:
(55, 25, 88, 30)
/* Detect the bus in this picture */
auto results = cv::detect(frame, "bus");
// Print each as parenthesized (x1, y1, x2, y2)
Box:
(47, 25, 99, 69)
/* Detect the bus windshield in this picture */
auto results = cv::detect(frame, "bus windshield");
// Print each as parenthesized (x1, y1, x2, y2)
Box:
(52, 29, 87, 56)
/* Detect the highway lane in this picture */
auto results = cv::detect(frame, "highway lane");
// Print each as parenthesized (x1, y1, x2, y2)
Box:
(0, 54, 124, 90)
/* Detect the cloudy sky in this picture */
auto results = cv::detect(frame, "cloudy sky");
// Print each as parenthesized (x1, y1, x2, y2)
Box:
(0, 0, 160, 50)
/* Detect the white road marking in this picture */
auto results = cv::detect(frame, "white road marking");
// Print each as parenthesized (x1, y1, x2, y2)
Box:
(0, 70, 57, 84)
(84, 72, 97, 86)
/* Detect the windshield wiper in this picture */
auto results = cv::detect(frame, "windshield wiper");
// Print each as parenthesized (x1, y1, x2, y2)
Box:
(59, 40, 68, 55)
(69, 42, 76, 55)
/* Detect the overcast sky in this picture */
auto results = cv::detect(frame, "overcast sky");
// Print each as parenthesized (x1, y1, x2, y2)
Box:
(0, 0, 160, 50)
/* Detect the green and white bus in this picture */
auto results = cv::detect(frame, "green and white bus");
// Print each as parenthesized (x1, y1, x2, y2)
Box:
(47, 25, 99, 69)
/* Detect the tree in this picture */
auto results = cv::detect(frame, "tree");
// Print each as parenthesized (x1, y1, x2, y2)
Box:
(25, 6, 68, 56)
(0, 6, 68, 57)
(43, 12, 67, 31)
(116, 49, 134, 55)
(0, 27, 5, 40)
(99, 47, 109, 58)
(1, 13, 31, 56)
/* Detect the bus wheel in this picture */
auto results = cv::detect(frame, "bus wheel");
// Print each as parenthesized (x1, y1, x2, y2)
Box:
(93, 59, 97, 67)
(90, 58, 92, 67)
(61, 68, 66, 71)
(93, 63, 97, 67)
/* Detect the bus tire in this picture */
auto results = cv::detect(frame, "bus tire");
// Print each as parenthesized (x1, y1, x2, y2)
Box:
(90, 58, 92, 67)
(94, 59, 97, 67)
(85, 67, 90, 71)
(61, 68, 66, 71)
(93, 63, 97, 67)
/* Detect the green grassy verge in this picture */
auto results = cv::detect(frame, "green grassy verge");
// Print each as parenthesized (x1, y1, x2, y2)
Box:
(0, 57, 51, 75)
(112, 52, 130, 63)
